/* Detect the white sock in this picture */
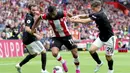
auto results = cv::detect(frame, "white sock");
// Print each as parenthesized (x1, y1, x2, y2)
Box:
(56, 53, 65, 64)
(74, 57, 79, 63)
(74, 57, 80, 70)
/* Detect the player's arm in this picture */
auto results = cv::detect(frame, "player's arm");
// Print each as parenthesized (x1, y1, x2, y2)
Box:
(25, 26, 34, 34)
(72, 14, 89, 19)
(31, 15, 42, 32)
(33, 32, 43, 40)
(67, 12, 73, 17)
(70, 14, 97, 24)
(63, 11, 73, 18)
(25, 17, 35, 34)
(64, 10, 88, 18)
(69, 17, 93, 24)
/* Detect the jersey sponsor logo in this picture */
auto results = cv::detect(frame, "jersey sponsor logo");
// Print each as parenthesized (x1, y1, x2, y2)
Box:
(92, 15, 97, 19)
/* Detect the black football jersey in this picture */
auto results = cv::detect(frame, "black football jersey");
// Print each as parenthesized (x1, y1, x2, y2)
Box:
(22, 13, 37, 45)
(89, 8, 114, 42)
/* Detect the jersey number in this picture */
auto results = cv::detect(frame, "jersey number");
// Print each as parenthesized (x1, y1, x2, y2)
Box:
(107, 47, 113, 53)
(69, 39, 74, 45)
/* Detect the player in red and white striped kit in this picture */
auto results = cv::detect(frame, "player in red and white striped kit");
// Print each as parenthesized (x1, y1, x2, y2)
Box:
(32, 5, 80, 73)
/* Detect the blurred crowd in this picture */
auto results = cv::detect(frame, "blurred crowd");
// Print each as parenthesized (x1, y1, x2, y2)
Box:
(118, 0, 130, 4)
(0, 0, 130, 41)
(118, 0, 130, 10)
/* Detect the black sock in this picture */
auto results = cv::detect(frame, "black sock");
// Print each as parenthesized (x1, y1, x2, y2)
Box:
(41, 53, 47, 71)
(108, 59, 113, 70)
(90, 52, 101, 64)
(19, 54, 36, 67)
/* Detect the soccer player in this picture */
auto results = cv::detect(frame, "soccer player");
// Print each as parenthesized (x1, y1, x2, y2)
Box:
(69, 1, 116, 73)
(15, 4, 49, 73)
(31, 5, 80, 73)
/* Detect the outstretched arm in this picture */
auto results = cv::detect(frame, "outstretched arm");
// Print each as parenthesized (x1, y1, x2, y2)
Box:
(72, 14, 89, 19)
(63, 11, 73, 18)
(69, 17, 93, 24)
(67, 12, 73, 17)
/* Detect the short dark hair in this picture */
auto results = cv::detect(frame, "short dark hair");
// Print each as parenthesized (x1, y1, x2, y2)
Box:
(91, 0, 102, 8)
(28, 4, 37, 10)
(48, 5, 56, 13)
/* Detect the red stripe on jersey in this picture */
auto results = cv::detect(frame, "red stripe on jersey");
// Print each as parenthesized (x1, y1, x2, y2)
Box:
(49, 20, 60, 37)
(60, 18, 70, 36)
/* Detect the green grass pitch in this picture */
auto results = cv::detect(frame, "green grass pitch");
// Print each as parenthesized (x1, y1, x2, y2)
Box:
(0, 51, 130, 73)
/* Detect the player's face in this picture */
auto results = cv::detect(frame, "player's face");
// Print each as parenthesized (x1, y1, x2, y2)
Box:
(91, 6, 101, 13)
(30, 6, 38, 15)
(91, 7, 97, 13)
(50, 10, 57, 18)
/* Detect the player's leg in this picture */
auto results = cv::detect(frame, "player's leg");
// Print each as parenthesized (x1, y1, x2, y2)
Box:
(15, 46, 37, 73)
(44, 40, 50, 50)
(17, 54, 37, 67)
(34, 41, 49, 73)
(41, 52, 48, 73)
(71, 48, 80, 73)
(106, 55, 114, 73)
(63, 36, 80, 73)
(89, 37, 103, 73)
(105, 36, 116, 73)
(51, 37, 68, 72)
(15, 54, 37, 73)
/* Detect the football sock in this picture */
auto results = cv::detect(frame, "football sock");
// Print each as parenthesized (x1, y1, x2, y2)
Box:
(41, 53, 47, 70)
(108, 59, 113, 70)
(19, 54, 36, 67)
(90, 52, 101, 64)
(74, 57, 80, 70)
(56, 53, 65, 64)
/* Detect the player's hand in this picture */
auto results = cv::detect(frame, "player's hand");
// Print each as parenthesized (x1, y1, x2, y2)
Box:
(33, 33, 42, 40)
(30, 29, 36, 35)
(32, 29, 36, 33)
(69, 18, 76, 22)
(71, 16, 80, 19)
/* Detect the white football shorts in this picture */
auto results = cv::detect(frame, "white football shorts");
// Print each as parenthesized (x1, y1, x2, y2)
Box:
(26, 41, 46, 55)
(93, 36, 117, 56)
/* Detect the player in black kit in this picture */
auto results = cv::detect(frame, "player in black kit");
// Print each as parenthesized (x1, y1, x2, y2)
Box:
(69, 1, 116, 73)
(15, 4, 49, 73)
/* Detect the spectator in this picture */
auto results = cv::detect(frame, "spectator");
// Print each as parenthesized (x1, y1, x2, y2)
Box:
(0, 0, 129, 41)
